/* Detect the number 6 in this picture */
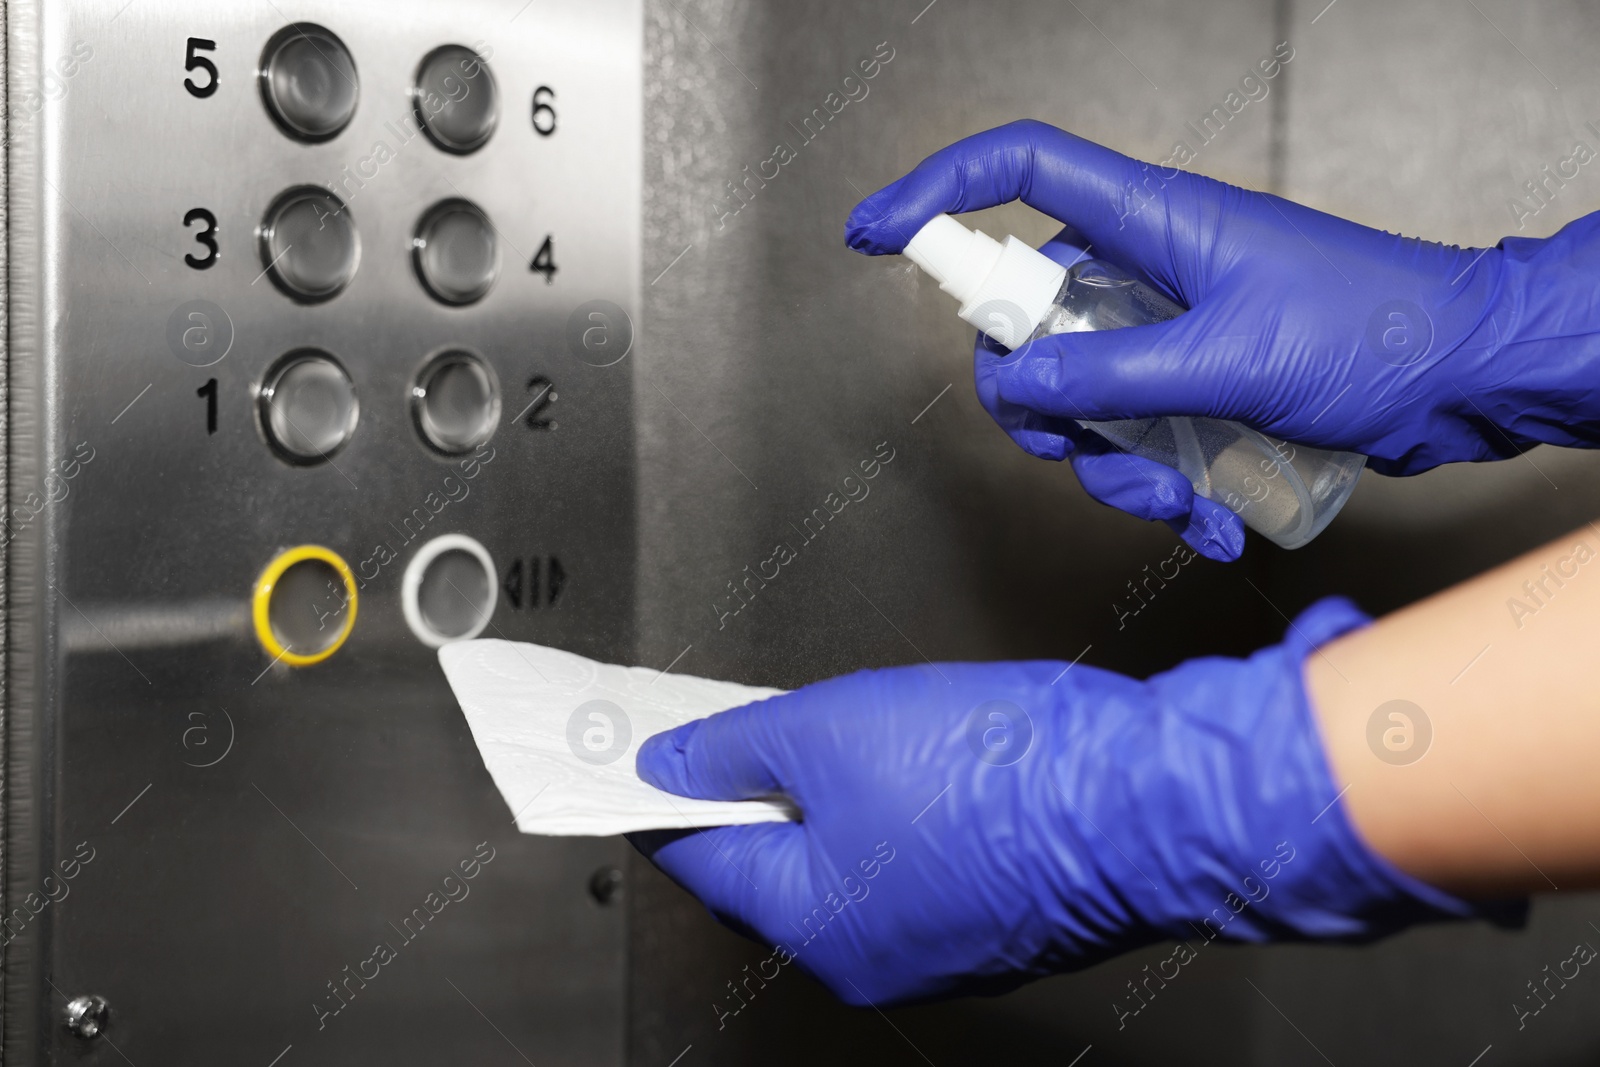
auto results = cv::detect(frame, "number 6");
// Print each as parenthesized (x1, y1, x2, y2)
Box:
(532, 85, 556, 136)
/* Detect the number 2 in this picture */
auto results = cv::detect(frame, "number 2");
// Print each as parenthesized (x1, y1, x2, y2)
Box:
(184, 208, 218, 269)
(524, 376, 556, 431)
(185, 37, 218, 98)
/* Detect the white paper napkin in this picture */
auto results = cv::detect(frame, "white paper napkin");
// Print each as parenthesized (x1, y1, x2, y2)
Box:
(438, 639, 798, 836)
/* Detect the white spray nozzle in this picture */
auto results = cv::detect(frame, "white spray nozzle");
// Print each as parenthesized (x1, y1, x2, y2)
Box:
(903, 213, 1069, 349)
(904, 214, 1001, 299)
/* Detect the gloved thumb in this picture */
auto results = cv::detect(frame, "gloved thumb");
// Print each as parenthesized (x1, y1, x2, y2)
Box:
(635, 700, 791, 803)
(989, 315, 1235, 425)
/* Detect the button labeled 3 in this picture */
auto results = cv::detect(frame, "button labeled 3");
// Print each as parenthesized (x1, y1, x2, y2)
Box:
(259, 186, 360, 303)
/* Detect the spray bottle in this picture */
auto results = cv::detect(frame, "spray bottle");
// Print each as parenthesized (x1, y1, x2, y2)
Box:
(903, 214, 1365, 549)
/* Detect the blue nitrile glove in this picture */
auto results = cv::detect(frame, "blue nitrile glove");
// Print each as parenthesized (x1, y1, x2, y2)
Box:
(632, 598, 1520, 1006)
(1004, 226, 1250, 562)
(846, 120, 1600, 561)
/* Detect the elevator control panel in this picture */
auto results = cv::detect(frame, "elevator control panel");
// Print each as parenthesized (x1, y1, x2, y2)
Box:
(5, 1, 640, 1063)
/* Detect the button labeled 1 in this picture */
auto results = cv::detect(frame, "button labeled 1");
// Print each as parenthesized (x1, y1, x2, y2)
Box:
(258, 349, 359, 464)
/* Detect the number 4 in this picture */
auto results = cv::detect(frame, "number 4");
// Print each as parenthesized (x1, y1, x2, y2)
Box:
(530, 236, 557, 284)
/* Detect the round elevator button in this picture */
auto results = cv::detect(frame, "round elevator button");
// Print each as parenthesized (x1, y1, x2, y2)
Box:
(253, 545, 359, 666)
(259, 24, 359, 142)
(259, 350, 359, 464)
(412, 350, 500, 454)
(259, 187, 359, 303)
(413, 45, 498, 154)
(402, 534, 498, 647)
(413, 199, 498, 305)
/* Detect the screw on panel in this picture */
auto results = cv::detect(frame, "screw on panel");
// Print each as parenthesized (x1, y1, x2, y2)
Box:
(588, 866, 624, 906)
(63, 994, 110, 1040)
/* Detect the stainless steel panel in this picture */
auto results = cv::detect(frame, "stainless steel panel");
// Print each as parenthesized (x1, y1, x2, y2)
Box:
(6, 1, 640, 1063)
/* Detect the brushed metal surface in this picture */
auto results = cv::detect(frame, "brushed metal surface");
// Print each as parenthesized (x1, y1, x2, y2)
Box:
(6, 1, 639, 1063)
(7, 0, 55, 1059)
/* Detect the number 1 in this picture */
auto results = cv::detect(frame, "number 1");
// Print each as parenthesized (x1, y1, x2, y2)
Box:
(197, 378, 217, 434)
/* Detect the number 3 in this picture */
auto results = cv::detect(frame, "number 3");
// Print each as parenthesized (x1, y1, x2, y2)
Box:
(185, 37, 218, 98)
(184, 208, 218, 270)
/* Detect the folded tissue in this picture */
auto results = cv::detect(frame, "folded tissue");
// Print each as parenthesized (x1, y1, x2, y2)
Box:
(438, 639, 798, 836)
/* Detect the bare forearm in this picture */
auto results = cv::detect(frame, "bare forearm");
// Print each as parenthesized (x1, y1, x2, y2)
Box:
(1310, 522, 1600, 896)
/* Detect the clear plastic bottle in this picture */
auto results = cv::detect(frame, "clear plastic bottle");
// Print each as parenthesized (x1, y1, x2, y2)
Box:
(902, 214, 1364, 550)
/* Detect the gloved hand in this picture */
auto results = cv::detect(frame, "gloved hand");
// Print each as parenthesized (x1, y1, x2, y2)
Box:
(632, 598, 1512, 1006)
(1006, 227, 1251, 561)
(845, 120, 1600, 560)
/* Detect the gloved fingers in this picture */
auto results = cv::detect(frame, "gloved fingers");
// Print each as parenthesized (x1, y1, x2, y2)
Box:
(629, 822, 807, 944)
(973, 330, 1079, 460)
(1068, 441, 1196, 522)
(970, 227, 1139, 462)
(977, 224, 1248, 559)
(1172, 492, 1247, 562)
(997, 410, 1076, 460)
(844, 120, 1217, 299)
(1069, 443, 1246, 561)
(987, 316, 1239, 425)
(635, 697, 796, 804)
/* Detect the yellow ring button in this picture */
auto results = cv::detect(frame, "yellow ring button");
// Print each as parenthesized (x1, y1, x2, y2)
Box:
(252, 545, 359, 667)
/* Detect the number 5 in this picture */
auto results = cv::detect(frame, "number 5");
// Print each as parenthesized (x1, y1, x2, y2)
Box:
(185, 37, 218, 98)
